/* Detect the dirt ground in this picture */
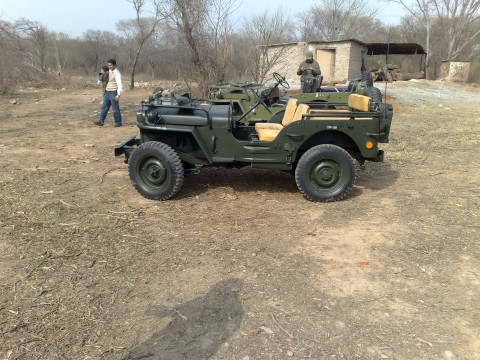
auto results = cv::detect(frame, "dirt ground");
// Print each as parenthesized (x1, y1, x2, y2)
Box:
(0, 80, 479, 360)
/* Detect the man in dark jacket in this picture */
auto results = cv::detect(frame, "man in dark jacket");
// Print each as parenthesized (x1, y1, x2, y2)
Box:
(297, 51, 322, 93)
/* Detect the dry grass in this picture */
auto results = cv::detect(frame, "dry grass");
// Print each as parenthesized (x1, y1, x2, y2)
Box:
(1, 83, 479, 360)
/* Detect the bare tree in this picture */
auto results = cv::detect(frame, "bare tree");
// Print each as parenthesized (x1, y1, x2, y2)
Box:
(117, 0, 163, 89)
(0, 20, 20, 93)
(50, 32, 70, 76)
(387, 0, 436, 78)
(432, 0, 480, 60)
(14, 18, 50, 73)
(299, 0, 376, 42)
(82, 30, 119, 74)
(155, 0, 237, 96)
(241, 8, 296, 82)
(0, 19, 70, 91)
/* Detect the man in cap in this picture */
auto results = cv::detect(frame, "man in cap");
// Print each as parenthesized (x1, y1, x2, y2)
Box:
(297, 50, 321, 93)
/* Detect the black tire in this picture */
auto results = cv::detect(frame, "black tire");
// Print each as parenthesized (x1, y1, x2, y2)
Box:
(362, 71, 373, 87)
(363, 86, 382, 107)
(128, 141, 184, 200)
(295, 144, 356, 202)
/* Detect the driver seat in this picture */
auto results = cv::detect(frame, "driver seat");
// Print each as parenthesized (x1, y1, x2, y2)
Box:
(254, 98, 298, 132)
(256, 103, 310, 142)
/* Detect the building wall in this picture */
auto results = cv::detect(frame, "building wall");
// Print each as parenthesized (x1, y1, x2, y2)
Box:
(268, 42, 308, 87)
(439, 61, 471, 82)
(348, 42, 366, 80)
(267, 41, 367, 86)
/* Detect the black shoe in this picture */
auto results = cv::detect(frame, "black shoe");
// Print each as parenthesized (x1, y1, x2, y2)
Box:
(93, 121, 103, 127)
(114, 123, 123, 127)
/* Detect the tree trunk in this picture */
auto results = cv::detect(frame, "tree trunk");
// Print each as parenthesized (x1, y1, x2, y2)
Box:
(130, 48, 141, 90)
(424, 22, 431, 80)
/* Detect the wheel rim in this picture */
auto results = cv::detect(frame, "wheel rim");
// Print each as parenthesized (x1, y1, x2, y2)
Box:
(310, 159, 343, 190)
(138, 157, 168, 190)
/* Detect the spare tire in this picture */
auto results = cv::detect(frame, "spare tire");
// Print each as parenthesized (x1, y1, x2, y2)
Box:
(362, 71, 373, 87)
(363, 87, 382, 110)
(364, 87, 382, 102)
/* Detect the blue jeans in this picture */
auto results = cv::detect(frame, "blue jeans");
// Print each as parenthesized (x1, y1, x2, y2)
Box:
(99, 90, 122, 125)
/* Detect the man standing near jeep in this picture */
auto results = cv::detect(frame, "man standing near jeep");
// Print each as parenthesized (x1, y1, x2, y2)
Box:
(297, 51, 321, 93)
(94, 59, 123, 127)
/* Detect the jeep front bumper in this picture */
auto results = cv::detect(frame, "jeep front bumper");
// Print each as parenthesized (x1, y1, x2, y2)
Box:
(114, 135, 139, 162)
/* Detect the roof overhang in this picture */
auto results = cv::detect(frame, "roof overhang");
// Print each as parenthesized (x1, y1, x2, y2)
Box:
(366, 43, 426, 55)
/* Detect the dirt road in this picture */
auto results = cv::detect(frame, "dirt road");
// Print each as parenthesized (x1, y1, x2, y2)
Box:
(1, 80, 479, 359)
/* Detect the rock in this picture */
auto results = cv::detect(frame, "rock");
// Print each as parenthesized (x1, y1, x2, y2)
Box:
(220, 193, 238, 200)
(259, 326, 274, 334)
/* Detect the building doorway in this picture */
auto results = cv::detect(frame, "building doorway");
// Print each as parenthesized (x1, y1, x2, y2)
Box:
(317, 49, 336, 83)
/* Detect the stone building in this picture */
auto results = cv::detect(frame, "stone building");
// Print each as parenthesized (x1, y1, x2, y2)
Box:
(267, 39, 368, 85)
(265, 40, 426, 85)
(439, 61, 471, 82)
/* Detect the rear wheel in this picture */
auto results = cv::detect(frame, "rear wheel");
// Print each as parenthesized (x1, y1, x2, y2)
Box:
(295, 145, 356, 202)
(128, 141, 184, 200)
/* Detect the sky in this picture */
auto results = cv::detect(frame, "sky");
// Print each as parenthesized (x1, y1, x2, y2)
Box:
(0, 0, 406, 38)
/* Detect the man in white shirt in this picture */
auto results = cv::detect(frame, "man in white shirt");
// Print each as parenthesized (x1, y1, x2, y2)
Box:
(94, 59, 123, 127)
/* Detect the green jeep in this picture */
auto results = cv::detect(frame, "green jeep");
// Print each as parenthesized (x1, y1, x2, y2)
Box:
(115, 73, 393, 202)
(207, 72, 376, 125)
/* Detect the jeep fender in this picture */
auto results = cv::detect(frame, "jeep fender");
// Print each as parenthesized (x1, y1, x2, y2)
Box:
(296, 129, 379, 162)
(137, 123, 214, 166)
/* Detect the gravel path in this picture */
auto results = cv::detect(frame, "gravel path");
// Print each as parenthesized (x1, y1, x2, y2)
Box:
(379, 79, 480, 108)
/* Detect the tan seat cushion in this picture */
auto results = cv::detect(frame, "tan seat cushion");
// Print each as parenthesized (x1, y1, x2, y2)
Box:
(292, 104, 310, 122)
(348, 94, 370, 112)
(255, 122, 283, 131)
(257, 129, 280, 142)
(255, 98, 298, 132)
(281, 98, 299, 126)
(257, 103, 311, 142)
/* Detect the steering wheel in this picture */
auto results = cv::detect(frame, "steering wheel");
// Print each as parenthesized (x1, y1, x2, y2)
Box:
(273, 72, 290, 89)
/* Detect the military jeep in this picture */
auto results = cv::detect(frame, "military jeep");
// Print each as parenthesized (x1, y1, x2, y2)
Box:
(207, 71, 376, 125)
(115, 73, 393, 202)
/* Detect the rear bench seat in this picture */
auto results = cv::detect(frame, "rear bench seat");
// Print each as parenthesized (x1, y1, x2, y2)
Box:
(309, 93, 371, 116)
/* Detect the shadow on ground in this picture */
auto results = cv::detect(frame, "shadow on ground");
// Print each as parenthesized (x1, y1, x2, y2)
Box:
(123, 279, 244, 360)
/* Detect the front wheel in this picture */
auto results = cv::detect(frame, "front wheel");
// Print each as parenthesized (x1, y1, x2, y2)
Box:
(295, 145, 356, 202)
(128, 141, 184, 200)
